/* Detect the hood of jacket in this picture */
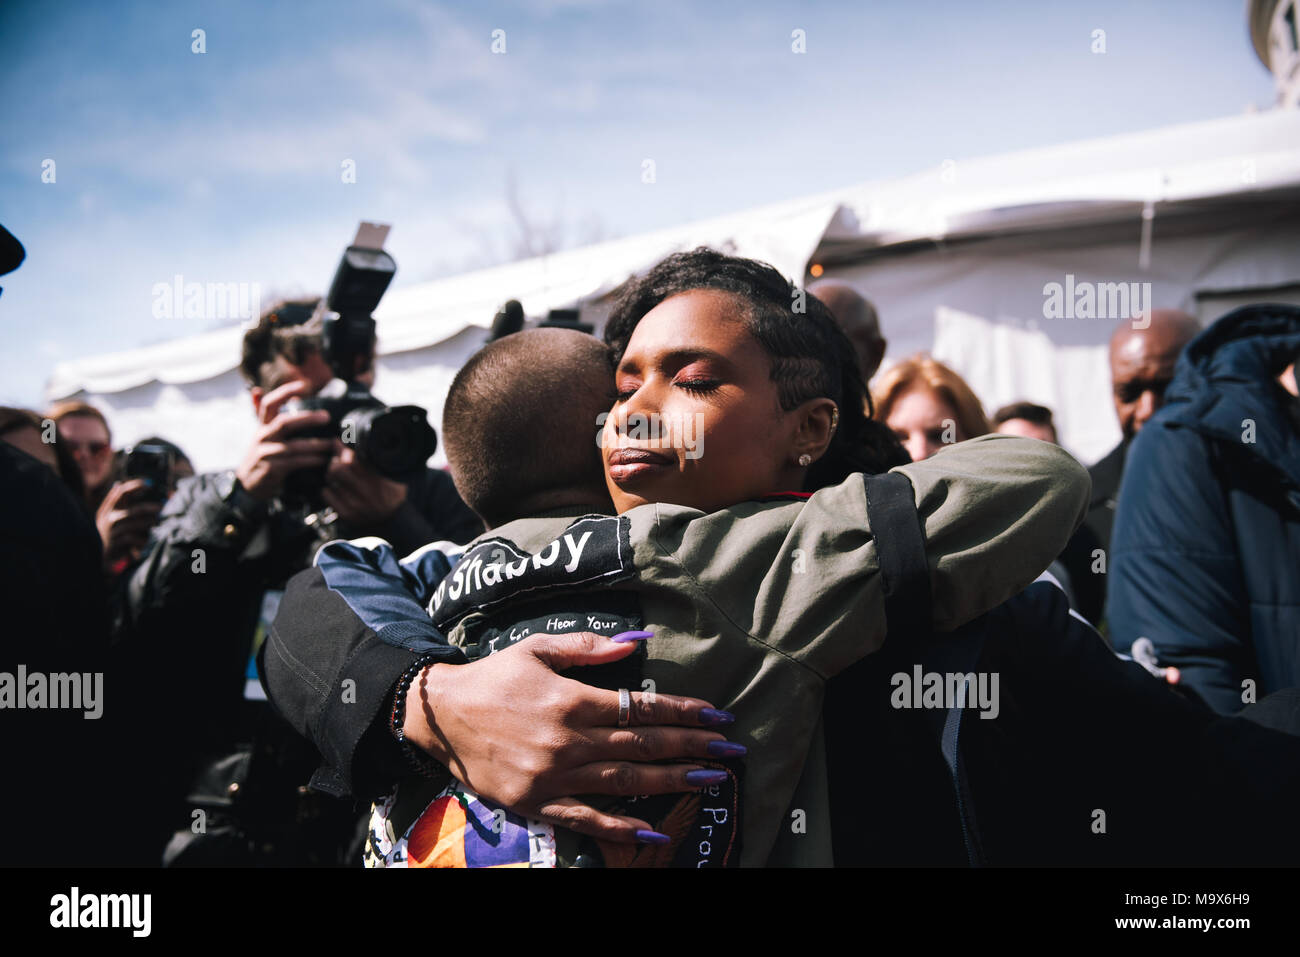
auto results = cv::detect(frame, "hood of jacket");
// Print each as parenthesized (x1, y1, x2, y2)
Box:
(1156, 302, 1300, 491)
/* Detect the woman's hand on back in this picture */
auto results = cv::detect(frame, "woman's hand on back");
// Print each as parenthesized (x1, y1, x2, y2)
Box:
(404, 631, 738, 844)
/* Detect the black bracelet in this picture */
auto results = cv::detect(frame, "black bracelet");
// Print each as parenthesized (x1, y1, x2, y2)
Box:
(389, 655, 450, 781)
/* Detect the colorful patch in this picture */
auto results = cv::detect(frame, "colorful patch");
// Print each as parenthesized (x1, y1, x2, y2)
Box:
(366, 783, 556, 869)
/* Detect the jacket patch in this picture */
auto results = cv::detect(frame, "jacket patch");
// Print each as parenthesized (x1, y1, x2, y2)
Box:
(367, 782, 556, 869)
(587, 760, 743, 868)
(460, 592, 644, 660)
(459, 593, 647, 700)
(428, 515, 634, 630)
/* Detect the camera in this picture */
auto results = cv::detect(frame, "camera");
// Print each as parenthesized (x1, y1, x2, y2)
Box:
(284, 379, 436, 500)
(283, 224, 437, 504)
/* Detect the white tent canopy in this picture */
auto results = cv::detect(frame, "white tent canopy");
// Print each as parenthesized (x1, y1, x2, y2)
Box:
(48, 108, 1300, 472)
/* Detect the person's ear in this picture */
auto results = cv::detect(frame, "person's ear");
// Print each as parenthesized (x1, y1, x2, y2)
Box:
(791, 397, 838, 466)
(250, 386, 265, 418)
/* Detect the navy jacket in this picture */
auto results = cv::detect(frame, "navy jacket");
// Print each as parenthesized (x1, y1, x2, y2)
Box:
(1108, 304, 1300, 714)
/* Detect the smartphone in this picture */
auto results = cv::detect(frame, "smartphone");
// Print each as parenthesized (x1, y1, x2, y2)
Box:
(124, 443, 174, 503)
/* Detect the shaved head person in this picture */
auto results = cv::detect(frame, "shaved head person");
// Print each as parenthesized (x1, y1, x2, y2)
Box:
(809, 279, 887, 382)
(1109, 310, 1201, 440)
(1058, 309, 1200, 628)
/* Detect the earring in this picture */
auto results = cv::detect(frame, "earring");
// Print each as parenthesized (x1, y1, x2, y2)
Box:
(798, 453, 812, 467)
(830, 406, 840, 432)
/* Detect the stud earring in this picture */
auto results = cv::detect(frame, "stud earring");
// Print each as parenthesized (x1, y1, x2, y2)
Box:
(830, 406, 840, 432)
(798, 453, 812, 467)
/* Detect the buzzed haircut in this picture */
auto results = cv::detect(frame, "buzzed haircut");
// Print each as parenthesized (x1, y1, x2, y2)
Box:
(992, 401, 1057, 437)
(442, 328, 615, 527)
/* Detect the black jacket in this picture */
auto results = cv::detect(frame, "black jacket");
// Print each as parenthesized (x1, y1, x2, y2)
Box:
(261, 560, 456, 800)
(119, 468, 478, 733)
(0, 443, 116, 865)
(958, 580, 1300, 866)
(111, 465, 481, 855)
(1055, 439, 1128, 629)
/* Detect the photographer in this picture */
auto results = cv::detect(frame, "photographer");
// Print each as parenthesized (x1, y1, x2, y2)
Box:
(117, 296, 481, 866)
(96, 438, 193, 580)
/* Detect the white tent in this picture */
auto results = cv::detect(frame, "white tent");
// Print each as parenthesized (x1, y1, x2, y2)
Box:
(48, 108, 1300, 472)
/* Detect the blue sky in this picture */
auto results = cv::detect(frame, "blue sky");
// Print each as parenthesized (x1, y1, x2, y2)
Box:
(0, 0, 1278, 407)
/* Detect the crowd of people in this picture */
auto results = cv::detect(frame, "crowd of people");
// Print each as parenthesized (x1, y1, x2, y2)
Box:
(3, 245, 1299, 867)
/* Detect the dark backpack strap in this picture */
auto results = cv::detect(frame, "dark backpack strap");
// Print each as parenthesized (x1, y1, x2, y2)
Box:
(863, 471, 988, 867)
(920, 626, 989, 868)
(863, 472, 931, 643)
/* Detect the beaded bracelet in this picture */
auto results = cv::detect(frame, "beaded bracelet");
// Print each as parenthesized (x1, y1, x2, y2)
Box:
(389, 655, 450, 781)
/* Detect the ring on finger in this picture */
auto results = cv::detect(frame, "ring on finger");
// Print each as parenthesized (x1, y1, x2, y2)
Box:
(617, 687, 631, 728)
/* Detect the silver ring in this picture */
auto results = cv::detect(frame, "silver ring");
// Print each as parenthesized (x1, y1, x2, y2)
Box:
(617, 687, 631, 728)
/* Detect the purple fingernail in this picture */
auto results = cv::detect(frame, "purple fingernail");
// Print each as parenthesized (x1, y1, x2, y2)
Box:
(685, 769, 728, 786)
(611, 630, 653, 643)
(706, 740, 747, 758)
(699, 708, 735, 726)
(636, 829, 671, 845)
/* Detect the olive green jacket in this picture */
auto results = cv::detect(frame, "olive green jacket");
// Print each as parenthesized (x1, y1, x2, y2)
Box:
(374, 435, 1090, 866)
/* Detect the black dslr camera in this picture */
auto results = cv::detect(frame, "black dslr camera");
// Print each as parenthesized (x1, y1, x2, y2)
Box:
(283, 224, 437, 505)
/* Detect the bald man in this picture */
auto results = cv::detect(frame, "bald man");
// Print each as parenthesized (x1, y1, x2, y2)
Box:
(1108, 303, 1300, 714)
(1060, 310, 1200, 627)
(1094, 311, 1200, 535)
(809, 279, 887, 382)
(1109, 309, 1202, 442)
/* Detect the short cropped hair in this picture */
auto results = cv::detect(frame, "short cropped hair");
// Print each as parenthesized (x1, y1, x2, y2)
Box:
(442, 328, 614, 527)
(992, 401, 1057, 435)
(238, 298, 324, 388)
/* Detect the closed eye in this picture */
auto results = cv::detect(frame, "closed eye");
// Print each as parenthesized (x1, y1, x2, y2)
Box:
(614, 378, 642, 402)
(676, 377, 720, 394)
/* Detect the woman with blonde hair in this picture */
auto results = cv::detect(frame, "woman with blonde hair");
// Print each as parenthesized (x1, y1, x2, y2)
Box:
(873, 355, 990, 462)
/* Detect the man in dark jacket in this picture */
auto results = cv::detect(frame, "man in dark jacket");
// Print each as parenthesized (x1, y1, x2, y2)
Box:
(114, 301, 481, 864)
(1060, 310, 1199, 628)
(1109, 303, 1300, 715)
